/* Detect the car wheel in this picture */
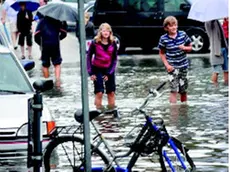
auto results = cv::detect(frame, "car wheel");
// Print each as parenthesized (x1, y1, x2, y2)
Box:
(113, 34, 125, 54)
(187, 29, 209, 53)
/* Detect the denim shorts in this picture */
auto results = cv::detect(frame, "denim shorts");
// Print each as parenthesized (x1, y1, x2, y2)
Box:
(167, 68, 188, 94)
(222, 47, 228, 72)
(92, 66, 116, 94)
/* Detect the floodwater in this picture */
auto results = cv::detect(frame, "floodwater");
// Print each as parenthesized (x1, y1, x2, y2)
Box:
(1, 51, 229, 172)
(43, 55, 228, 172)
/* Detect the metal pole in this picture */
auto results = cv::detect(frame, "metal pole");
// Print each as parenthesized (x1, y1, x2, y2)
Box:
(77, 0, 91, 171)
(32, 91, 43, 172)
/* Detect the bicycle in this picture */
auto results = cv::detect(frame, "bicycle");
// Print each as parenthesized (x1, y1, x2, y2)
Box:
(43, 82, 196, 172)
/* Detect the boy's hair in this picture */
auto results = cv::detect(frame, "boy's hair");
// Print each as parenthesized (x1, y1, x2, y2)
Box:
(163, 16, 178, 28)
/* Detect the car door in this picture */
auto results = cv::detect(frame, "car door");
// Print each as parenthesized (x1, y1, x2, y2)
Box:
(162, 0, 202, 27)
(124, 0, 164, 47)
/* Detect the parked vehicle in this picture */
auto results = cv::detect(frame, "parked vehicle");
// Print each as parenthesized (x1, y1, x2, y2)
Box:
(84, 0, 95, 22)
(0, 44, 55, 160)
(93, 0, 210, 53)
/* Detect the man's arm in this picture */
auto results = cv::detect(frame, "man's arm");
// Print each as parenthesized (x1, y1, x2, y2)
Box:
(59, 21, 67, 40)
(1, 7, 7, 24)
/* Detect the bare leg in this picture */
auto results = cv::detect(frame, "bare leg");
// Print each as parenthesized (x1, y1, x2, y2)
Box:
(27, 46, 32, 57)
(170, 92, 177, 104)
(20, 46, 25, 58)
(54, 64, 61, 81)
(223, 72, 228, 85)
(11, 32, 17, 48)
(211, 73, 218, 87)
(95, 92, 103, 109)
(42, 67, 49, 78)
(107, 92, 115, 109)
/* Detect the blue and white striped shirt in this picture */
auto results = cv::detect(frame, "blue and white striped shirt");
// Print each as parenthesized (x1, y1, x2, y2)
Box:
(158, 31, 191, 69)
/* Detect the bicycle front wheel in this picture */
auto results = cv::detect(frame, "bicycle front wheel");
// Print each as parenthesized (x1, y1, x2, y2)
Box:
(43, 136, 110, 172)
(159, 137, 196, 172)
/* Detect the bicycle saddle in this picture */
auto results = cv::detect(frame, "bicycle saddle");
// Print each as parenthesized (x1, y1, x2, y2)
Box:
(74, 109, 102, 123)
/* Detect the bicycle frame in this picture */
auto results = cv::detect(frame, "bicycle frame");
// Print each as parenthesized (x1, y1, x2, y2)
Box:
(47, 82, 194, 172)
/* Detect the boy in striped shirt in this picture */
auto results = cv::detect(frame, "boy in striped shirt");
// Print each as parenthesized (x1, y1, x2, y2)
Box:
(158, 16, 192, 103)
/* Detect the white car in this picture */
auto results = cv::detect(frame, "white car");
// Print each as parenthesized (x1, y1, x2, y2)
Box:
(0, 45, 55, 160)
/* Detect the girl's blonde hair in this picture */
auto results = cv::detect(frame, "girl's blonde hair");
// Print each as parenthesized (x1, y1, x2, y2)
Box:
(94, 23, 114, 43)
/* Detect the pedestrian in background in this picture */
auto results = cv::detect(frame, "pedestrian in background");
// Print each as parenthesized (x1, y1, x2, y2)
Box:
(1, 0, 18, 49)
(158, 16, 192, 104)
(87, 23, 118, 111)
(34, 17, 67, 85)
(17, 2, 33, 59)
(76, 12, 95, 40)
(222, 18, 229, 43)
(205, 20, 228, 86)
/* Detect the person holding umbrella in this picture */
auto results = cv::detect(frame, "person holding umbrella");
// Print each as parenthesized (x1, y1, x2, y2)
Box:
(35, 3, 77, 85)
(205, 20, 228, 86)
(34, 17, 67, 84)
(17, 2, 33, 59)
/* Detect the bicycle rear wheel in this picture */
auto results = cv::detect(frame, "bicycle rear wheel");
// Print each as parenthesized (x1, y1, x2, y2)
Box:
(43, 136, 110, 172)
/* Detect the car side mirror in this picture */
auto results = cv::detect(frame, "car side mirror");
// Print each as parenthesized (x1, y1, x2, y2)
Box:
(180, 3, 191, 11)
(33, 79, 54, 92)
(20, 59, 35, 71)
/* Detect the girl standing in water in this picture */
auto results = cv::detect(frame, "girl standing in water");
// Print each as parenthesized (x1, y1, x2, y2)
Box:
(87, 23, 118, 111)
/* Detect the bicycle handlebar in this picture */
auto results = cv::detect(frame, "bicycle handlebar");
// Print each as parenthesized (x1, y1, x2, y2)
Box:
(133, 81, 168, 113)
(156, 81, 167, 91)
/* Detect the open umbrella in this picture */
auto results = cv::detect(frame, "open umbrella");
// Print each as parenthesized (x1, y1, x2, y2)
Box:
(11, 0, 40, 12)
(36, 2, 78, 22)
(188, 0, 229, 22)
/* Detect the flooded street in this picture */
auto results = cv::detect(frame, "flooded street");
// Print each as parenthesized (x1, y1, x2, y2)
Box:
(42, 51, 228, 171)
(1, 33, 228, 172)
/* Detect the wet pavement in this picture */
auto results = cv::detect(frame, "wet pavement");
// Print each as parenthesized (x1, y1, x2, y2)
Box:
(1, 32, 229, 172)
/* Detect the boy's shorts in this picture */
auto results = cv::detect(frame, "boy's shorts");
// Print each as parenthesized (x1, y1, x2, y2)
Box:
(168, 68, 188, 94)
(92, 67, 116, 94)
(41, 45, 62, 67)
(18, 33, 32, 46)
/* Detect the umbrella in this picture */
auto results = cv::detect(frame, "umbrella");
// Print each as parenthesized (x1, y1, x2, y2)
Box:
(11, 0, 40, 12)
(188, 0, 229, 22)
(36, 3, 78, 22)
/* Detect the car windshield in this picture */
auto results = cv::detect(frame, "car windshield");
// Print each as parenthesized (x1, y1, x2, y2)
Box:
(0, 53, 33, 93)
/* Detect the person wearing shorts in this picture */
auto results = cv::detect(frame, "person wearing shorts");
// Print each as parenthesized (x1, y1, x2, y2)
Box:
(1, 0, 18, 49)
(87, 23, 118, 111)
(17, 2, 33, 59)
(205, 20, 228, 86)
(158, 16, 192, 103)
(34, 17, 67, 84)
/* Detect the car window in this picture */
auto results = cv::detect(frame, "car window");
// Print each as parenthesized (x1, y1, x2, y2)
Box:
(127, 0, 158, 12)
(88, 6, 94, 12)
(164, 0, 188, 12)
(0, 53, 33, 93)
(96, 0, 124, 11)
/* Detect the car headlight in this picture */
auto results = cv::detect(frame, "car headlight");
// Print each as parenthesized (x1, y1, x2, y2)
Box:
(16, 121, 55, 137)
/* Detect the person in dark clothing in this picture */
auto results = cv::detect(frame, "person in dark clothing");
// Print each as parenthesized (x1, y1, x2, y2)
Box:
(34, 17, 67, 84)
(17, 2, 33, 59)
(76, 12, 95, 40)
